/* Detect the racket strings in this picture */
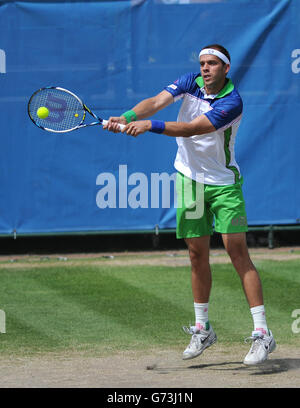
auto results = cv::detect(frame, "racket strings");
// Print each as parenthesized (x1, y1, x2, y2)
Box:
(29, 88, 84, 132)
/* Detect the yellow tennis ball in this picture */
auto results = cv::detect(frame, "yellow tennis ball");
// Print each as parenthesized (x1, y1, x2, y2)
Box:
(37, 106, 49, 119)
(74, 113, 79, 117)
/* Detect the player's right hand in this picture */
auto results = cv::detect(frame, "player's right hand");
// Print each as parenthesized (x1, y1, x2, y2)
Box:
(105, 116, 127, 133)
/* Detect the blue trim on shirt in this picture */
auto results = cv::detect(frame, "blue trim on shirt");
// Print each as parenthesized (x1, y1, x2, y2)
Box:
(164, 72, 243, 130)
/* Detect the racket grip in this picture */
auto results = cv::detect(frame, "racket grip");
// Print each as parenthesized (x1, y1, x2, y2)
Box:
(102, 120, 126, 132)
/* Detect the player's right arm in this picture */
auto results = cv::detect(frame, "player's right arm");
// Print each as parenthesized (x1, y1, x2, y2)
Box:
(105, 90, 173, 132)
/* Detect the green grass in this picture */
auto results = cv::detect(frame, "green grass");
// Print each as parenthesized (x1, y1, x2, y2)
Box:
(0, 258, 299, 356)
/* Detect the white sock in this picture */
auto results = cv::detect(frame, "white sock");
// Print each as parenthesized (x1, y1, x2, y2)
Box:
(194, 302, 209, 330)
(250, 305, 268, 334)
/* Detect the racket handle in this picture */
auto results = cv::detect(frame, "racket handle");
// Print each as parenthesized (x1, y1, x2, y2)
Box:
(102, 120, 126, 132)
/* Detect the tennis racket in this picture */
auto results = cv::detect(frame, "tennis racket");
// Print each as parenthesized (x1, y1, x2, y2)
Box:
(27, 86, 125, 133)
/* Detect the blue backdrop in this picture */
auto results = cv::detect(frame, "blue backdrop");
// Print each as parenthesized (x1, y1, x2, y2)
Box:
(0, 0, 299, 236)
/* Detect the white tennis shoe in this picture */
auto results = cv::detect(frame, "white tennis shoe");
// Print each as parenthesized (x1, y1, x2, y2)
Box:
(182, 324, 217, 360)
(243, 329, 276, 365)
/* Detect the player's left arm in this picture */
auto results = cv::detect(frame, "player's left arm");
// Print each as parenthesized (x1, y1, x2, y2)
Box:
(123, 93, 243, 137)
(123, 114, 215, 137)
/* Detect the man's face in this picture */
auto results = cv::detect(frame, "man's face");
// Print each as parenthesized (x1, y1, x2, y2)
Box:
(200, 54, 229, 91)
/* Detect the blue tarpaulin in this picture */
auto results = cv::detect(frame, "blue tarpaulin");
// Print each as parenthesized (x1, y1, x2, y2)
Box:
(0, 0, 299, 236)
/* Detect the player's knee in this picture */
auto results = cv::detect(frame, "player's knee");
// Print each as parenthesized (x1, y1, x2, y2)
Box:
(188, 248, 209, 268)
(226, 245, 253, 270)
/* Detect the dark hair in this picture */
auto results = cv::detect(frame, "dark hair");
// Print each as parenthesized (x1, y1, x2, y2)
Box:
(201, 44, 231, 64)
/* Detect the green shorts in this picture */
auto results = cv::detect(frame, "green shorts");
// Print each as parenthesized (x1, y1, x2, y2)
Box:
(176, 172, 248, 239)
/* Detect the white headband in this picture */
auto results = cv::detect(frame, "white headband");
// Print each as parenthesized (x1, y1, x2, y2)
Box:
(199, 48, 230, 65)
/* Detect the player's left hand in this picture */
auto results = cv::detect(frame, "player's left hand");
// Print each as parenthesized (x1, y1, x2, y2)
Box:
(105, 116, 127, 133)
(123, 120, 152, 137)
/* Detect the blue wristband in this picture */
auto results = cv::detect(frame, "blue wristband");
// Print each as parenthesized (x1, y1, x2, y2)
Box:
(150, 120, 165, 134)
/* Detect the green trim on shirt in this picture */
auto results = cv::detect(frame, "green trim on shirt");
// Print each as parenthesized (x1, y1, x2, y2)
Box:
(224, 126, 240, 183)
(195, 77, 234, 98)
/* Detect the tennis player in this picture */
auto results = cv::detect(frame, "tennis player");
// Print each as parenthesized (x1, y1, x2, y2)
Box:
(104, 44, 276, 365)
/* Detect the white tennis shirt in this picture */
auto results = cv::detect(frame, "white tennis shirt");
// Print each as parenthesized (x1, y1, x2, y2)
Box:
(165, 73, 243, 186)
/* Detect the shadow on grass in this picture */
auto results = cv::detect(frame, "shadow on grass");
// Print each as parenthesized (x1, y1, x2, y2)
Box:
(148, 358, 300, 376)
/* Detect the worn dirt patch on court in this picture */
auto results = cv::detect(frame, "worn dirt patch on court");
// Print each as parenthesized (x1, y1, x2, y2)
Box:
(0, 344, 299, 388)
(1, 247, 300, 269)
